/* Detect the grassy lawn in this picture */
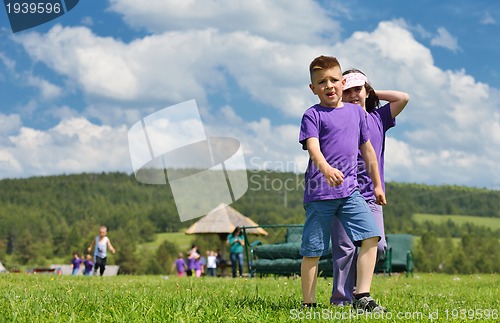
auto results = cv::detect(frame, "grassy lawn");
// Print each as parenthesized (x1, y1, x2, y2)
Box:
(413, 213, 500, 231)
(1, 273, 498, 322)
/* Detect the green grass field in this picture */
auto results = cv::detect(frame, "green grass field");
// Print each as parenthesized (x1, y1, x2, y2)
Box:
(1, 273, 498, 322)
(414, 213, 500, 231)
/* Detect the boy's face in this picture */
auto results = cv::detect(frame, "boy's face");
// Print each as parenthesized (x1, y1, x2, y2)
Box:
(99, 228, 107, 237)
(309, 66, 345, 108)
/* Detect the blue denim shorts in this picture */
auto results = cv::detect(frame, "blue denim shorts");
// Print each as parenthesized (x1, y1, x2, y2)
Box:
(300, 190, 381, 257)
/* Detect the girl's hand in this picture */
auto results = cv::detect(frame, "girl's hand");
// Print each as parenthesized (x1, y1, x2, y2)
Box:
(374, 186, 387, 205)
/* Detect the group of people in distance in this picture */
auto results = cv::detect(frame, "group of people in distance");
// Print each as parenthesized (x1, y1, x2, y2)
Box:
(70, 225, 116, 276)
(173, 245, 219, 278)
(299, 55, 409, 312)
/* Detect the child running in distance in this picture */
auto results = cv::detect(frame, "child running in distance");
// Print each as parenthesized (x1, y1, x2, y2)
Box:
(87, 225, 116, 276)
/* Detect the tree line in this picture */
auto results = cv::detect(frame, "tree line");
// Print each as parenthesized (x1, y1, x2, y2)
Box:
(0, 171, 498, 274)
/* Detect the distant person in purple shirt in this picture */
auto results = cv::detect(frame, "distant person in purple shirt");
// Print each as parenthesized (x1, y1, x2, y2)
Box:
(186, 250, 197, 277)
(83, 254, 94, 276)
(71, 252, 83, 275)
(330, 69, 409, 307)
(173, 252, 187, 277)
(299, 56, 386, 312)
(193, 254, 203, 277)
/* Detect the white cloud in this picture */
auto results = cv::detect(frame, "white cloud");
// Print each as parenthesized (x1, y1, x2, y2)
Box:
(203, 106, 308, 174)
(15, 25, 139, 100)
(412, 24, 432, 39)
(0, 150, 22, 173)
(26, 75, 63, 100)
(0, 114, 22, 136)
(15, 24, 320, 118)
(336, 21, 500, 188)
(0, 52, 16, 71)
(480, 12, 496, 25)
(430, 27, 460, 52)
(81, 16, 94, 26)
(107, 0, 340, 44)
(3, 118, 131, 178)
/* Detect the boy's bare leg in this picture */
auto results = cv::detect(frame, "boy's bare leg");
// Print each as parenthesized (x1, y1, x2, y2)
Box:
(301, 256, 320, 303)
(355, 237, 378, 293)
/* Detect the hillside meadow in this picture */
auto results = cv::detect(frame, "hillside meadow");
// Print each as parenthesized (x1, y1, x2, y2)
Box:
(414, 213, 500, 231)
(1, 273, 498, 322)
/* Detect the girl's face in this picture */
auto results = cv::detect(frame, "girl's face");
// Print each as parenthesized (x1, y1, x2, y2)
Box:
(342, 85, 368, 109)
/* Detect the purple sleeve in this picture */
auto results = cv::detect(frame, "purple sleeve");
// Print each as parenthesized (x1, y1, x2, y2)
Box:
(378, 103, 396, 131)
(359, 106, 369, 146)
(299, 108, 318, 150)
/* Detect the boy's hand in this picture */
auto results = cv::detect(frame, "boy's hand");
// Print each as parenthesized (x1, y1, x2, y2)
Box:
(374, 186, 387, 205)
(323, 166, 344, 187)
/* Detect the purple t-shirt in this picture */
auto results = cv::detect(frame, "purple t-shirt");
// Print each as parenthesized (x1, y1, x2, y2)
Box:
(194, 259, 203, 271)
(175, 258, 186, 273)
(186, 257, 196, 270)
(84, 259, 94, 273)
(299, 103, 369, 202)
(71, 257, 83, 270)
(357, 103, 395, 201)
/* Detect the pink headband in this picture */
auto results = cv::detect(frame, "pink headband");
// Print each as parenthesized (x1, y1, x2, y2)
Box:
(343, 72, 367, 90)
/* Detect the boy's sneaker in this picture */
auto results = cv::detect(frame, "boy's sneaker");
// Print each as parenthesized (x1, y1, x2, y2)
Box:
(352, 296, 386, 313)
(301, 302, 317, 309)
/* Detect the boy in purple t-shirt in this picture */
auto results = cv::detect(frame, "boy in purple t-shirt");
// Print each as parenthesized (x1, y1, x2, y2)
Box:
(330, 69, 409, 306)
(71, 252, 83, 275)
(173, 252, 187, 277)
(299, 56, 386, 312)
(83, 254, 94, 276)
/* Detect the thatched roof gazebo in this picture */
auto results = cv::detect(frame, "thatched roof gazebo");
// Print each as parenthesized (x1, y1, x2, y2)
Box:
(185, 203, 268, 257)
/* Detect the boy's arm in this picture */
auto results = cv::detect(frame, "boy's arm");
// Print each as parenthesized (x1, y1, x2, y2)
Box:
(306, 137, 344, 186)
(87, 239, 95, 253)
(375, 90, 410, 119)
(359, 140, 386, 205)
(107, 239, 116, 254)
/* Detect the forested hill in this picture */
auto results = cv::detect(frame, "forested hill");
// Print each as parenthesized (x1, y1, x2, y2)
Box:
(0, 171, 498, 266)
(0, 171, 498, 230)
(0, 171, 500, 272)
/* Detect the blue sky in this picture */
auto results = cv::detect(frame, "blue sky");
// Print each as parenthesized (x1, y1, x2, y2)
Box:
(0, 0, 499, 189)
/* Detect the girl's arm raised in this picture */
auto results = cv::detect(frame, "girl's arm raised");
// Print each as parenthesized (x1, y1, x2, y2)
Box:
(375, 90, 410, 118)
